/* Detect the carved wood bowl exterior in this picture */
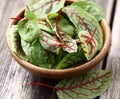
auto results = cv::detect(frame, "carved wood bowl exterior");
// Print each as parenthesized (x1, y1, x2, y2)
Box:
(6, 0, 111, 79)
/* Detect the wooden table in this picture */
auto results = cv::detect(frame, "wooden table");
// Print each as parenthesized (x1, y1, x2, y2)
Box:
(0, 0, 120, 99)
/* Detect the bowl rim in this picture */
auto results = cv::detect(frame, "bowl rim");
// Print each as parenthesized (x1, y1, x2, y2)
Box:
(6, 7, 111, 79)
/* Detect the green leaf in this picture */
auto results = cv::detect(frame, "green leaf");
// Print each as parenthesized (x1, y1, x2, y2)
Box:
(39, 30, 62, 53)
(31, 40, 57, 68)
(25, 9, 38, 20)
(8, 25, 19, 53)
(61, 35, 77, 53)
(46, 13, 76, 38)
(71, 1, 105, 21)
(46, 13, 77, 53)
(18, 10, 39, 43)
(8, 25, 27, 60)
(78, 30, 98, 60)
(56, 46, 86, 69)
(21, 39, 57, 68)
(21, 39, 33, 63)
(41, 13, 78, 53)
(29, 0, 65, 18)
(39, 19, 55, 35)
(63, 5, 103, 50)
(56, 70, 112, 99)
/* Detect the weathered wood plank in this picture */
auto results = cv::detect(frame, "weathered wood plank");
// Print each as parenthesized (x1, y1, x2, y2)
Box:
(0, 0, 28, 98)
(95, 0, 114, 23)
(0, 0, 116, 99)
(93, 0, 114, 70)
(100, 0, 120, 99)
(0, 0, 57, 98)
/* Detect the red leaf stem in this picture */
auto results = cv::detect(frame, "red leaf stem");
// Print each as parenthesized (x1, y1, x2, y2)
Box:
(39, 19, 50, 27)
(40, 31, 65, 47)
(39, 18, 45, 22)
(55, 10, 63, 39)
(53, 36, 66, 46)
(10, 17, 22, 20)
(59, 43, 66, 46)
(86, 28, 97, 44)
(89, 42, 94, 55)
(81, 28, 97, 55)
(29, 82, 57, 90)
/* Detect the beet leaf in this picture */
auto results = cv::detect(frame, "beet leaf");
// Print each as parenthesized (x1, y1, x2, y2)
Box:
(62, 36, 77, 53)
(21, 39, 57, 68)
(21, 39, 34, 63)
(45, 13, 58, 28)
(39, 30, 63, 53)
(55, 13, 77, 53)
(78, 30, 98, 60)
(56, 46, 86, 69)
(56, 70, 112, 99)
(63, 5, 103, 50)
(8, 25, 27, 60)
(29, 0, 65, 18)
(18, 10, 39, 43)
(71, 1, 105, 21)
(39, 19, 55, 35)
(9, 25, 19, 54)
(46, 12, 77, 53)
(46, 13, 76, 38)
(31, 40, 57, 68)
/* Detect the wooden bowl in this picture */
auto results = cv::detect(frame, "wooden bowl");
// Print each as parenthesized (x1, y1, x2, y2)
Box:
(6, 0, 111, 79)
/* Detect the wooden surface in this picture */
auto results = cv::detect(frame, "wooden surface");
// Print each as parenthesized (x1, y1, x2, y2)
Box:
(0, 0, 119, 99)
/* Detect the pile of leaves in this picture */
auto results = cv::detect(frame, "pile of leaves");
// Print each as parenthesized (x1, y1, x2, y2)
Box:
(9, 0, 105, 69)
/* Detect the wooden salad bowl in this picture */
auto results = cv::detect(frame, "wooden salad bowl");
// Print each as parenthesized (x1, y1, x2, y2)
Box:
(6, 0, 111, 79)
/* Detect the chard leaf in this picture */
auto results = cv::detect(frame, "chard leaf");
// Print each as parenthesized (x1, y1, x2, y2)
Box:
(8, 25, 19, 53)
(56, 46, 86, 69)
(61, 35, 77, 53)
(21, 39, 57, 68)
(29, 0, 65, 18)
(39, 19, 55, 35)
(63, 5, 103, 50)
(46, 13, 76, 38)
(56, 70, 112, 99)
(18, 10, 39, 43)
(46, 13, 77, 53)
(55, 14, 77, 53)
(8, 25, 27, 60)
(39, 30, 63, 53)
(78, 30, 98, 60)
(71, 1, 105, 21)
(31, 40, 57, 68)
(21, 39, 33, 63)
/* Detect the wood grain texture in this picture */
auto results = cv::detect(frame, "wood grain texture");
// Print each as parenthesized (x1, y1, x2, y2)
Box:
(95, 0, 114, 23)
(100, 0, 120, 99)
(94, 0, 114, 70)
(0, 0, 118, 99)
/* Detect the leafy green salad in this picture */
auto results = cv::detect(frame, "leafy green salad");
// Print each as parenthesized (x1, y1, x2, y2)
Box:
(9, 0, 105, 69)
